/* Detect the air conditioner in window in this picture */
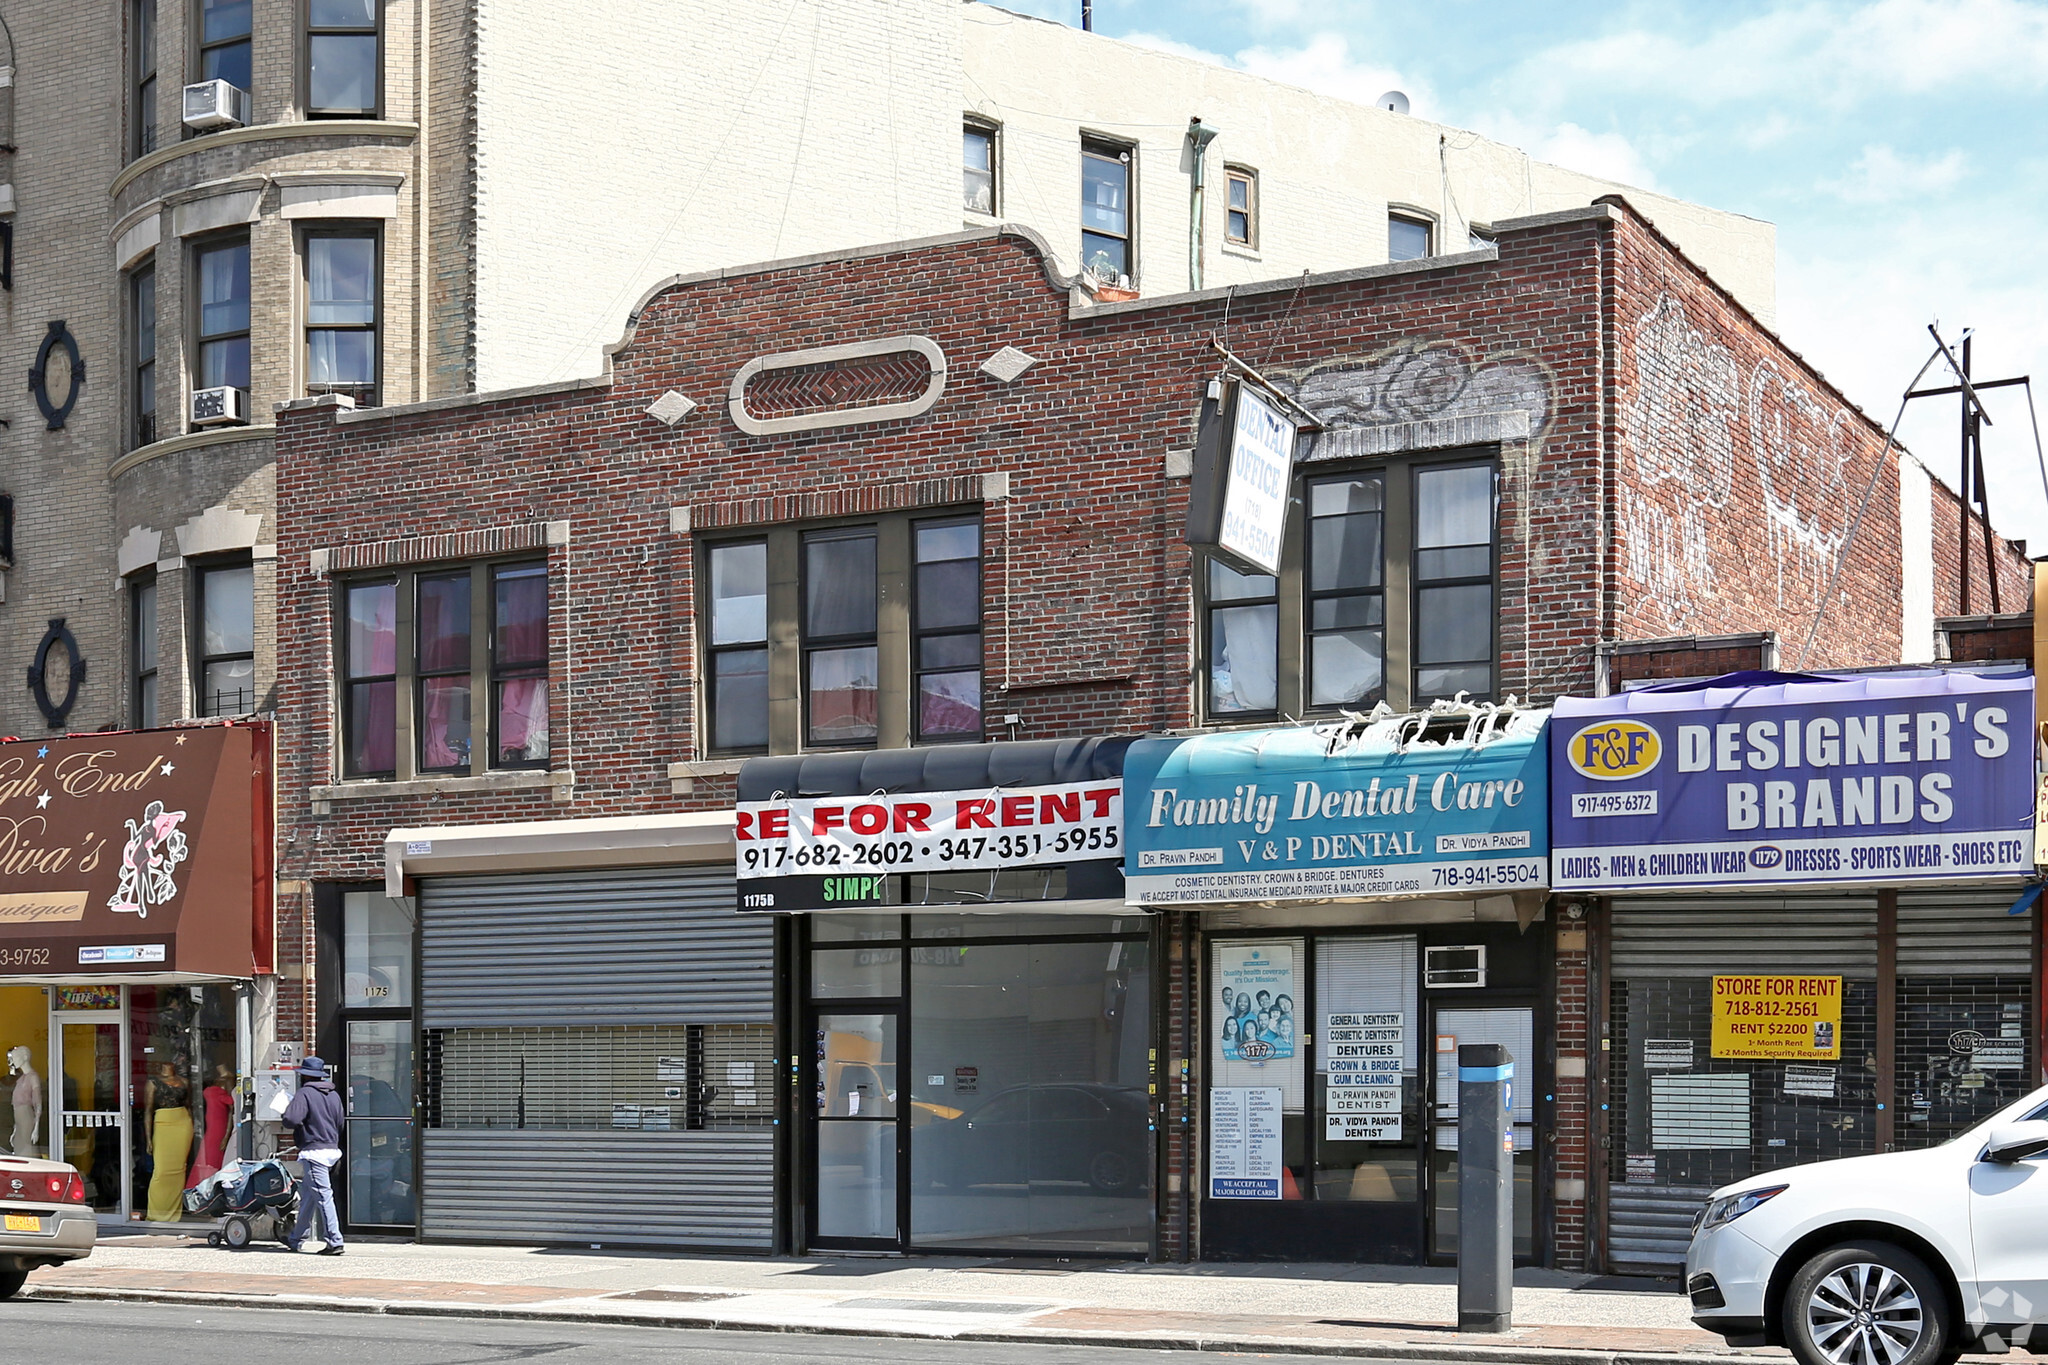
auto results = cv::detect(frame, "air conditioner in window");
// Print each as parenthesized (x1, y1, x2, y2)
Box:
(182, 80, 250, 132)
(190, 386, 249, 427)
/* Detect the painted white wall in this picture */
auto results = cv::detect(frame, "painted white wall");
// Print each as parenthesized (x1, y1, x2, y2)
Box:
(960, 6, 1777, 322)
(1898, 453, 1935, 662)
(471, 0, 962, 391)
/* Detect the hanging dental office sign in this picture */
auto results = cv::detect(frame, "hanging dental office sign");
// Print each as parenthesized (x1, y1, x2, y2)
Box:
(1122, 709, 1551, 906)
(1550, 671, 2035, 892)
(1185, 376, 1299, 577)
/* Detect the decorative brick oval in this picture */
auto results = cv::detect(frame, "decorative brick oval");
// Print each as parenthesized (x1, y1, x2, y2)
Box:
(727, 335, 946, 436)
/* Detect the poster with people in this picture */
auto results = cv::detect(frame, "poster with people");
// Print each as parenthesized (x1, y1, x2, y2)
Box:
(1217, 943, 1297, 1062)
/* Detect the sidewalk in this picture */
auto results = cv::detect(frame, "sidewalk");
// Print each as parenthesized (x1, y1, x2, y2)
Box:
(19, 1232, 1783, 1363)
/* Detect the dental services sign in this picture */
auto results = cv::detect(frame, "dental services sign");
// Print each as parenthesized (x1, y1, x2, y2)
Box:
(1550, 671, 2035, 892)
(1122, 715, 1550, 906)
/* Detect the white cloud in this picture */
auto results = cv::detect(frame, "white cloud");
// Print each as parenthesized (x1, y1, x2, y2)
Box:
(1111, 29, 1430, 115)
(1818, 144, 1969, 204)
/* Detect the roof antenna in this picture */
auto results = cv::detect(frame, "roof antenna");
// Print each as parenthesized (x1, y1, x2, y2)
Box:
(1081, 0, 1092, 31)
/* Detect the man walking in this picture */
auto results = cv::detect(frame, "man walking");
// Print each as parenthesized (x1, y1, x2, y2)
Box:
(280, 1056, 345, 1255)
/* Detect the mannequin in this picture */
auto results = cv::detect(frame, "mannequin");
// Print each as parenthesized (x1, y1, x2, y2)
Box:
(7, 1047, 40, 1159)
(143, 1060, 193, 1222)
(187, 1064, 236, 1187)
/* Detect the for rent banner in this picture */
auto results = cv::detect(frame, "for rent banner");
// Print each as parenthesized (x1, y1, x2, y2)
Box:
(1550, 671, 2034, 892)
(1123, 716, 1550, 906)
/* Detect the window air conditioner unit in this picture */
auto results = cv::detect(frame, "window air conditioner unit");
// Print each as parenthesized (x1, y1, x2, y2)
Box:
(190, 386, 249, 427)
(182, 80, 250, 132)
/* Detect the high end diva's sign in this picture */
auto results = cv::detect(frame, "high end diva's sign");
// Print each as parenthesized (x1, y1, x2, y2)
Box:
(0, 726, 262, 975)
(1550, 671, 2035, 891)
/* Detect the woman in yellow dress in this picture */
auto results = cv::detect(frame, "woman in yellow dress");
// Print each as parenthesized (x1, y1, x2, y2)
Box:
(144, 1060, 193, 1223)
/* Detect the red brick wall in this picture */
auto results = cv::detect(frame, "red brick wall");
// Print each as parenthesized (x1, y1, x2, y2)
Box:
(1551, 916, 1592, 1264)
(1929, 477, 2033, 619)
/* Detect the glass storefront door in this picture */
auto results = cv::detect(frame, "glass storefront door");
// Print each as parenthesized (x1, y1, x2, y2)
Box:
(52, 1016, 127, 1216)
(813, 1010, 901, 1245)
(1429, 1005, 1536, 1260)
(345, 1018, 416, 1227)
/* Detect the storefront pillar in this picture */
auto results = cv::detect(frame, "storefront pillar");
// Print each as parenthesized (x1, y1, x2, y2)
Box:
(1549, 902, 1593, 1270)
(1876, 890, 1897, 1152)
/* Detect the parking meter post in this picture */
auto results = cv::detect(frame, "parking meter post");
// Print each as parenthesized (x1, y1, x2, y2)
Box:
(1457, 1042, 1513, 1334)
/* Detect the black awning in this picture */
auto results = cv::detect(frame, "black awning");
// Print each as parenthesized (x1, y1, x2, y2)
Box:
(736, 735, 1141, 803)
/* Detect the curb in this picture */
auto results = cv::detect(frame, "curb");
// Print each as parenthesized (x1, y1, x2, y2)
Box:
(25, 1282, 1763, 1365)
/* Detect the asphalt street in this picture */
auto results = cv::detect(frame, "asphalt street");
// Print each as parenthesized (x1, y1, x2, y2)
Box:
(0, 1298, 1423, 1364)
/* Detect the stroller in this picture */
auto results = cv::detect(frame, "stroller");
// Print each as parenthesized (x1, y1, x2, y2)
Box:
(184, 1153, 301, 1249)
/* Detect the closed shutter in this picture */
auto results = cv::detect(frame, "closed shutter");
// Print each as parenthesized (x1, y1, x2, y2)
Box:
(1897, 888, 2035, 1147)
(1606, 896, 1879, 1274)
(418, 865, 777, 1249)
(421, 865, 770, 1027)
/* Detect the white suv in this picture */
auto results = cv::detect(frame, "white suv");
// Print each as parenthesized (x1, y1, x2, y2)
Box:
(1688, 1086, 2048, 1365)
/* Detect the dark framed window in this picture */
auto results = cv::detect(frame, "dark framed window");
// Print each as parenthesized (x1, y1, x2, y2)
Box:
(706, 540, 768, 752)
(343, 577, 397, 777)
(1225, 166, 1256, 247)
(1200, 454, 1497, 719)
(193, 235, 250, 396)
(133, 0, 158, 157)
(306, 0, 379, 116)
(701, 509, 983, 755)
(491, 563, 550, 769)
(1080, 139, 1132, 285)
(339, 560, 549, 780)
(194, 557, 255, 717)
(1388, 212, 1432, 262)
(803, 527, 880, 746)
(963, 122, 996, 214)
(131, 573, 159, 728)
(913, 519, 982, 741)
(303, 228, 379, 405)
(197, 0, 252, 91)
(131, 262, 157, 447)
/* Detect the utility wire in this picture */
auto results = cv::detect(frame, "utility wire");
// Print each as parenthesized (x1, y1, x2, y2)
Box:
(1794, 342, 1944, 670)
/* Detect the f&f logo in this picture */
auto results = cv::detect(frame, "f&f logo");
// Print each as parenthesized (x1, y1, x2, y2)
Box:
(1568, 720, 1662, 781)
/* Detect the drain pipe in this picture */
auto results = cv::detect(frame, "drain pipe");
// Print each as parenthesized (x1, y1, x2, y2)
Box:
(1186, 117, 1220, 293)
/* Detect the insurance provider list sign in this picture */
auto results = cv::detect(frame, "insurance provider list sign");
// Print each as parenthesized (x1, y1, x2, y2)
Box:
(1550, 671, 2034, 892)
(1122, 718, 1550, 906)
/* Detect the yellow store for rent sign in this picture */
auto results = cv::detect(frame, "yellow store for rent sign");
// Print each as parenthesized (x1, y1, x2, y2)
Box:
(1711, 974, 1842, 1061)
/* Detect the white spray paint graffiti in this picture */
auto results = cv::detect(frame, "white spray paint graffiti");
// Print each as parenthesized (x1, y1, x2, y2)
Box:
(1620, 294, 1861, 629)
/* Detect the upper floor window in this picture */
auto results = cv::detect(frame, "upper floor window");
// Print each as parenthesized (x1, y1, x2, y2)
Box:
(342, 561, 550, 780)
(131, 263, 157, 447)
(1225, 166, 1256, 247)
(131, 573, 159, 727)
(963, 122, 996, 215)
(1080, 139, 1132, 286)
(133, 0, 158, 157)
(1388, 212, 1432, 262)
(702, 511, 983, 755)
(1202, 456, 1496, 719)
(198, 0, 252, 92)
(194, 236, 250, 398)
(303, 229, 378, 405)
(306, 0, 379, 117)
(195, 558, 255, 717)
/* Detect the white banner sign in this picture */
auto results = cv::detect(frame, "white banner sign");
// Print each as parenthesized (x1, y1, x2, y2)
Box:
(736, 781, 1122, 880)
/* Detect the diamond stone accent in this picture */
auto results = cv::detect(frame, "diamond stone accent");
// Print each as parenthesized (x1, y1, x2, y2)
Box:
(646, 390, 698, 426)
(979, 346, 1037, 384)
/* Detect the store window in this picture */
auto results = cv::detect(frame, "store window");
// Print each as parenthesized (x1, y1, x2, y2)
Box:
(703, 511, 982, 755)
(194, 557, 255, 716)
(339, 560, 549, 780)
(1203, 455, 1496, 719)
(130, 984, 239, 1223)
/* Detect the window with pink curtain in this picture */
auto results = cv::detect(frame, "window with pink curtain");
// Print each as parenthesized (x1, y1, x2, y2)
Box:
(345, 580, 396, 776)
(416, 572, 471, 771)
(492, 564, 548, 766)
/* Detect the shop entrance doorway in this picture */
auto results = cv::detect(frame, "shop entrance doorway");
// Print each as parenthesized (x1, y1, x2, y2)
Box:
(1429, 1005, 1535, 1260)
(51, 1010, 128, 1217)
(809, 1004, 904, 1249)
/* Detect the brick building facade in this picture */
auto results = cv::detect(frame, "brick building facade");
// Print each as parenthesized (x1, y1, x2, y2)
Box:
(270, 198, 2028, 1263)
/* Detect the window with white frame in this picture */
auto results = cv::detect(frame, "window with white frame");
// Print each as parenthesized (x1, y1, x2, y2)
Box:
(303, 228, 379, 405)
(1224, 166, 1256, 247)
(1080, 139, 1133, 285)
(963, 122, 996, 215)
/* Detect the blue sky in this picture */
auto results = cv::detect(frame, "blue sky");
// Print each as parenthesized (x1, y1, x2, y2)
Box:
(991, 0, 2048, 554)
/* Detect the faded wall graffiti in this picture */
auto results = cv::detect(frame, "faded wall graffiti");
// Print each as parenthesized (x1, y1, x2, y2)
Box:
(1619, 293, 1866, 634)
(1276, 341, 1553, 444)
